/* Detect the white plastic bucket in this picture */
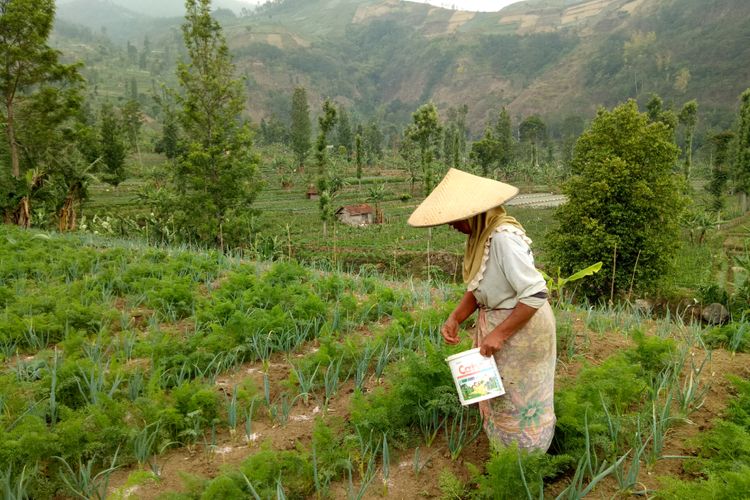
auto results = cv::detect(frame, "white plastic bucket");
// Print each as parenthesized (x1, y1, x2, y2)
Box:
(446, 348, 505, 406)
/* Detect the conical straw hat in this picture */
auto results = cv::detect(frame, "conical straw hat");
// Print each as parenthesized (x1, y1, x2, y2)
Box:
(407, 168, 519, 227)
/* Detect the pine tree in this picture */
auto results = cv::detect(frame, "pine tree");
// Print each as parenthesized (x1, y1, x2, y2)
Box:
(315, 99, 337, 237)
(708, 131, 734, 213)
(315, 99, 337, 176)
(406, 103, 441, 196)
(290, 87, 311, 169)
(169, 0, 260, 248)
(363, 120, 383, 166)
(445, 104, 468, 166)
(736, 89, 750, 212)
(678, 100, 698, 181)
(121, 100, 143, 150)
(129, 78, 138, 101)
(161, 112, 179, 160)
(495, 107, 513, 169)
(99, 103, 127, 187)
(335, 104, 353, 159)
(519, 115, 547, 168)
(355, 133, 363, 186)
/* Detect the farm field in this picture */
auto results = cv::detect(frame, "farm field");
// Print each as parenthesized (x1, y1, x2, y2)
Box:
(1, 225, 749, 499)
(81, 153, 564, 280)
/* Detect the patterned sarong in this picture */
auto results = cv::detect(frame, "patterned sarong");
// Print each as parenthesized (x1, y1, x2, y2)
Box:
(474, 302, 556, 452)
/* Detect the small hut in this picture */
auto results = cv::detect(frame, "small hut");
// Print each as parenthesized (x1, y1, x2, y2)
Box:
(306, 184, 319, 200)
(335, 204, 374, 226)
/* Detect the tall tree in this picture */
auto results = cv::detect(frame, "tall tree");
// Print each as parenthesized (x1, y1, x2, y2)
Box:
(129, 78, 138, 101)
(315, 99, 337, 176)
(559, 115, 585, 172)
(355, 133, 363, 187)
(494, 107, 513, 169)
(445, 104, 468, 166)
(363, 120, 383, 166)
(406, 103, 441, 196)
(335, 104, 353, 159)
(121, 99, 143, 150)
(519, 115, 547, 168)
(398, 135, 421, 195)
(735, 89, 750, 212)
(0, 0, 78, 179)
(169, 0, 260, 248)
(0, 0, 84, 226)
(470, 128, 500, 177)
(678, 100, 698, 181)
(549, 100, 685, 299)
(645, 93, 677, 133)
(315, 99, 337, 236)
(707, 131, 734, 213)
(99, 102, 127, 187)
(290, 86, 311, 169)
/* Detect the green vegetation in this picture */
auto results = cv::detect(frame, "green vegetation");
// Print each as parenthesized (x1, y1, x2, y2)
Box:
(148, 0, 260, 249)
(4, 1, 750, 497)
(549, 100, 686, 300)
(290, 86, 312, 169)
(658, 376, 750, 498)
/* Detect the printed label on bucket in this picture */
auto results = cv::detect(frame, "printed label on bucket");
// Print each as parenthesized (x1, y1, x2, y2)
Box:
(446, 348, 505, 405)
(456, 365, 503, 401)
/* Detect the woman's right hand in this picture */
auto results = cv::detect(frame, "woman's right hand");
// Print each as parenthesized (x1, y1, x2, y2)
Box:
(441, 315, 460, 345)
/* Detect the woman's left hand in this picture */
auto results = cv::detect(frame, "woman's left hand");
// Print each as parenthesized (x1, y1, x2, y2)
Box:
(479, 332, 505, 357)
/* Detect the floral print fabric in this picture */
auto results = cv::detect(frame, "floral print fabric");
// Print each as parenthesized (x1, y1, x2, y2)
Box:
(475, 302, 557, 452)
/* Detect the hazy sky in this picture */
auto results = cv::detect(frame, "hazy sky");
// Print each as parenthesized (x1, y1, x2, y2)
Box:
(410, 0, 521, 11)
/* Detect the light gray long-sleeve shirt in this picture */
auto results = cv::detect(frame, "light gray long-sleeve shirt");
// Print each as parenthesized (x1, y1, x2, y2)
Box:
(469, 227, 548, 309)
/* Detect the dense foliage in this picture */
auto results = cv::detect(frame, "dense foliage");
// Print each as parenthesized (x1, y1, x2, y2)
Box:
(154, 0, 261, 248)
(549, 100, 686, 300)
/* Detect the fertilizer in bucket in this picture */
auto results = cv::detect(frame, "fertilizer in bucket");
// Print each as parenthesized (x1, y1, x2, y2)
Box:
(446, 348, 505, 406)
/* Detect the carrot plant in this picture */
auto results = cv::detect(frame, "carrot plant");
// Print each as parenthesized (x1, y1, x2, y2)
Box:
(657, 375, 750, 498)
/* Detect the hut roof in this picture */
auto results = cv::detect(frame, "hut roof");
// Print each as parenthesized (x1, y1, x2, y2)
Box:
(336, 204, 374, 216)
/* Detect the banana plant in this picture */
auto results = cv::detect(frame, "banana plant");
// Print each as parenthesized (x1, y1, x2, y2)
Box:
(541, 262, 603, 306)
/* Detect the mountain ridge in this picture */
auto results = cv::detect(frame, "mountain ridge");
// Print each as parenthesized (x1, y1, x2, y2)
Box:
(53, 0, 750, 134)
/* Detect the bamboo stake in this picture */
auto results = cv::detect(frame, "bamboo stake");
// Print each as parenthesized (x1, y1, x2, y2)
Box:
(286, 224, 292, 261)
(627, 249, 641, 302)
(610, 243, 617, 305)
(427, 227, 432, 282)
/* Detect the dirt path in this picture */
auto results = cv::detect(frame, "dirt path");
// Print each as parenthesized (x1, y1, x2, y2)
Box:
(506, 192, 568, 209)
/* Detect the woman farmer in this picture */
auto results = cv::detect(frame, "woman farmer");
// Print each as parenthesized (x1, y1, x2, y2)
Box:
(408, 168, 556, 452)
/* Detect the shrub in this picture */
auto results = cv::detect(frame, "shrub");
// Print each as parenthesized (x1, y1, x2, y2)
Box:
(350, 343, 460, 441)
(626, 329, 676, 375)
(200, 475, 246, 500)
(548, 100, 685, 300)
(554, 352, 649, 456)
(311, 417, 350, 485)
(172, 382, 219, 423)
(238, 448, 314, 498)
(473, 444, 573, 499)
(657, 466, 750, 499)
(703, 323, 750, 353)
(262, 261, 308, 287)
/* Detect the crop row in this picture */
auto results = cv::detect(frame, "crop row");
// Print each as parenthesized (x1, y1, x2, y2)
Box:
(1, 225, 742, 499)
(0, 226, 459, 498)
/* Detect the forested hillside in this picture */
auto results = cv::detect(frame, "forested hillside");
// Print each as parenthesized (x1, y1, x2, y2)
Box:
(55, 0, 750, 134)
